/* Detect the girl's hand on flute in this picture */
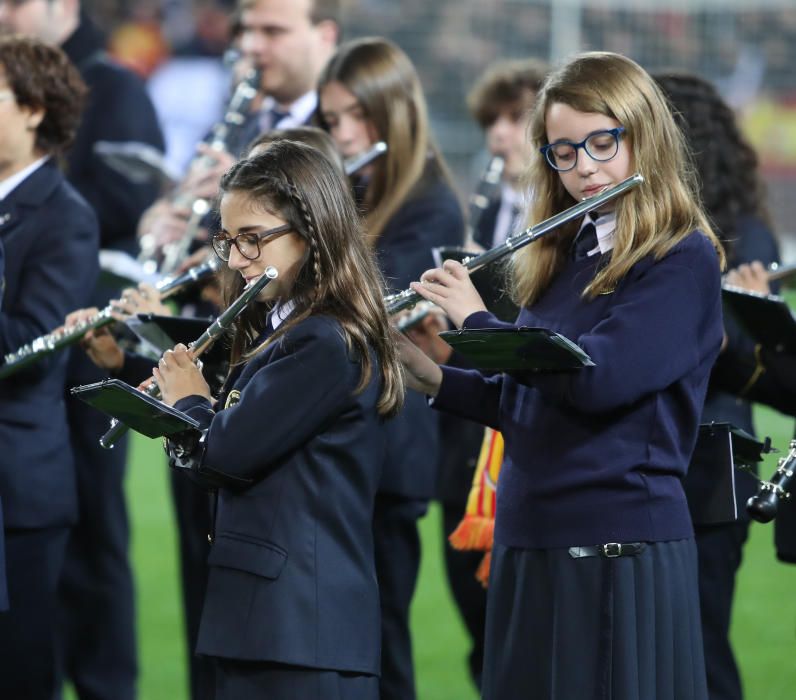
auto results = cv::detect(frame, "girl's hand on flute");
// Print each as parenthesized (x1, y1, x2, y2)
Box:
(409, 259, 487, 328)
(65, 307, 125, 372)
(153, 343, 211, 406)
(725, 261, 770, 295)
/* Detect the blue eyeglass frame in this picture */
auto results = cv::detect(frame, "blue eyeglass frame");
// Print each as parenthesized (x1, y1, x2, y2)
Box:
(539, 127, 626, 172)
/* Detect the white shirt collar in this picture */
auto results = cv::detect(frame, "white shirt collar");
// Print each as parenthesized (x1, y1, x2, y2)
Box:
(269, 298, 295, 330)
(576, 210, 617, 257)
(0, 156, 49, 200)
(260, 91, 318, 131)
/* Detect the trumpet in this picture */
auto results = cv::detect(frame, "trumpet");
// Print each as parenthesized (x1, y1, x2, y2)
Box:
(96, 266, 279, 449)
(139, 67, 262, 275)
(384, 173, 645, 315)
(0, 257, 222, 380)
(747, 440, 796, 523)
(343, 141, 387, 176)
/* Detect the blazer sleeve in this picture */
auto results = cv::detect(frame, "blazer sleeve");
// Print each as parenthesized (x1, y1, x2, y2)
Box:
(0, 193, 99, 377)
(377, 181, 464, 292)
(176, 318, 364, 484)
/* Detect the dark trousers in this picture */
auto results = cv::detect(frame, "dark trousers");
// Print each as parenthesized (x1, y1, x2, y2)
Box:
(58, 392, 137, 700)
(695, 520, 750, 700)
(0, 527, 69, 700)
(441, 503, 486, 689)
(170, 469, 214, 700)
(214, 658, 379, 700)
(373, 494, 427, 700)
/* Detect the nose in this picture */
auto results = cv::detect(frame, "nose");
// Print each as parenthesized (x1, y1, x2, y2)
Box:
(575, 145, 598, 176)
(240, 30, 267, 62)
(226, 243, 249, 271)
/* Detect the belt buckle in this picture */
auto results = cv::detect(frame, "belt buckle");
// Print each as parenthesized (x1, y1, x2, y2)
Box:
(602, 542, 622, 558)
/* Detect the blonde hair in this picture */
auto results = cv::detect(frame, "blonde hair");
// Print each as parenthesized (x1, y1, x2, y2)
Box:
(511, 51, 725, 306)
(318, 37, 452, 241)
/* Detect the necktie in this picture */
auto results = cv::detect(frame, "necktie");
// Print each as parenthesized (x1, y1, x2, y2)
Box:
(267, 106, 290, 130)
(573, 220, 598, 260)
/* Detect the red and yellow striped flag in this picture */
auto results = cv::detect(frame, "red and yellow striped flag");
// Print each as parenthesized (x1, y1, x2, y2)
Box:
(448, 427, 504, 586)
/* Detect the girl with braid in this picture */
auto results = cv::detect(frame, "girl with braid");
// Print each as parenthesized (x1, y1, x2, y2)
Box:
(153, 139, 404, 700)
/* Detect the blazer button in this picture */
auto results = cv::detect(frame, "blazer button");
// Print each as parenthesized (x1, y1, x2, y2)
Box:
(207, 533, 213, 544)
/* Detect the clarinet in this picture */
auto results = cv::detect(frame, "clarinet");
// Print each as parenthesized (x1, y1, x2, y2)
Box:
(384, 173, 645, 315)
(466, 155, 504, 244)
(97, 265, 278, 449)
(139, 67, 262, 275)
(343, 142, 387, 176)
(747, 440, 796, 523)
(0, 257, 223, 380)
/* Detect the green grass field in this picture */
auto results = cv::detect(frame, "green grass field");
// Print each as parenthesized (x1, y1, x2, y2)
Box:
(111, 404, 796, 700)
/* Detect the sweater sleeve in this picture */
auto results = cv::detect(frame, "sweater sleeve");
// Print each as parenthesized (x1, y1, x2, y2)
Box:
(525, 242, 722, 414)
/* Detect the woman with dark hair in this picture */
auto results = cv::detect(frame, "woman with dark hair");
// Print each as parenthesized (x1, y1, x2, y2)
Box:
(655, 72, 780, 700)
(153, 139, 403, 700)
(317, 37, 464, 700)
(0, 35, 99, 698)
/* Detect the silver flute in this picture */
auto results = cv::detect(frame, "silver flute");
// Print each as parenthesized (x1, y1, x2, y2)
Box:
(343, 141, 387, 176)
(97, 265, 279, 449)
(384, 173, 645, 315)
(0, 257, 223, 380)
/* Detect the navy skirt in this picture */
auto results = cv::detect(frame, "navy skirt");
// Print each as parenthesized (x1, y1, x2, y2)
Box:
(213, 659, 379, 700)
(482, 538, 708, 700)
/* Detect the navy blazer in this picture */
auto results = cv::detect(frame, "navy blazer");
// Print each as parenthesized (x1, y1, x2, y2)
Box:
(0, 160, 100, 528)
(376, 172, 465, 499)
(173, 315, 386, 674)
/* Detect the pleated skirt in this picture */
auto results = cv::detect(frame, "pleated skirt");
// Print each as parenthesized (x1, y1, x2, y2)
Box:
(482, 538, 708, 700)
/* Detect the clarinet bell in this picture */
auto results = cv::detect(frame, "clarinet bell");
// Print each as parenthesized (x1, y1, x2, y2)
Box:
(746, 490, 778, 523)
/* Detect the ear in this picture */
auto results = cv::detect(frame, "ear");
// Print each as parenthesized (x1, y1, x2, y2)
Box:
(24, 106, 45, 132)
(315, 19, 338, 49)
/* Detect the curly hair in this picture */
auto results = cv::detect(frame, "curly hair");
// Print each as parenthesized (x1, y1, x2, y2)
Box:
(0, 34, 87, 155)
(467, 58, 548, 129)
(654, 72, 771, 261)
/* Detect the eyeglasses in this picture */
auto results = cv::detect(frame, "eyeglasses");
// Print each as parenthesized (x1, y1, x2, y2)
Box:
(211, 223, 292, 261)
(540, 127, 625, 172)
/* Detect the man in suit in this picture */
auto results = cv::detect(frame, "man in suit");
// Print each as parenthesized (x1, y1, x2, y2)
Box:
(0, 3, 164, 698)
(0, 35, 99, 699)
(139, 0, 340, 260)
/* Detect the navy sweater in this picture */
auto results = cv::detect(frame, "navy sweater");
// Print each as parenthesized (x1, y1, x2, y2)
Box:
(433, 231, 723, 548)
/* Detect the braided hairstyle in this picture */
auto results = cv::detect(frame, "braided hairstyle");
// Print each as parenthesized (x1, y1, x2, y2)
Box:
(655, 72, 772, 262)
(217, 139, 404, 417)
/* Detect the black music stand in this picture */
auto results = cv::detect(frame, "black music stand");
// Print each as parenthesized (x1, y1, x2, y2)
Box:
(438, 327, 593, 371)
(70, 379, 200, 439)
(684, 421, 770, 525)
(722, 286, 796, 353)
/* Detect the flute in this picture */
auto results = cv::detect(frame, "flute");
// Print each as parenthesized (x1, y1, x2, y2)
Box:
(97, 266, 278, 449)
(384, 173, 645, 315)
(0, 257, 223, 380)
(343, 141, 387, 176)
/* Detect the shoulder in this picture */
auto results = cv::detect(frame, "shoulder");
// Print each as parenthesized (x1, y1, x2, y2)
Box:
(650, 230, 722, 278)
(269, 315, 350, 362)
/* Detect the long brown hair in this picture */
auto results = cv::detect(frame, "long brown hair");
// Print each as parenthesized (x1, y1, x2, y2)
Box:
(218, 139, 404, 417)
(512, 52, 725, 306)
(317, 36, 453, 241)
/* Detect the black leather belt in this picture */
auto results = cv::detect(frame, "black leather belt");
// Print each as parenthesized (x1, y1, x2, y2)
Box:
(568, 542, 646, 559)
